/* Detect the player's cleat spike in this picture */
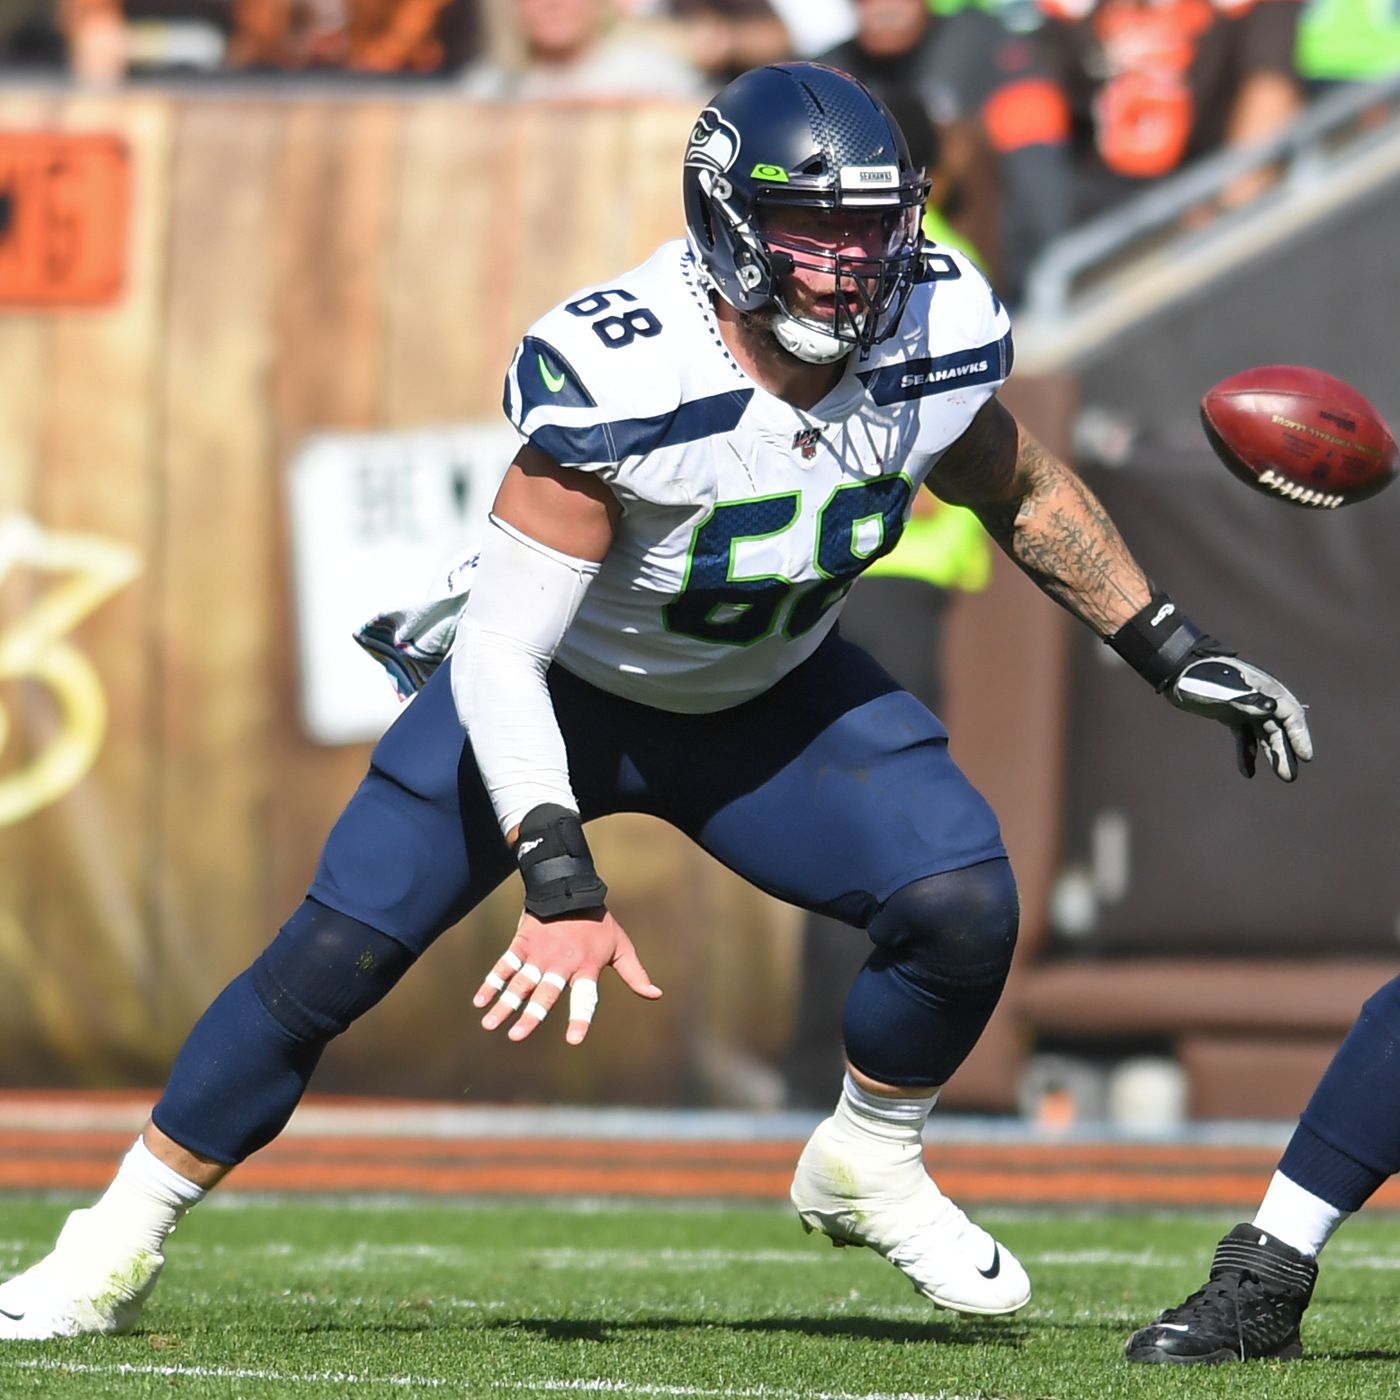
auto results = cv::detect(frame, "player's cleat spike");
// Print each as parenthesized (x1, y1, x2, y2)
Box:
(1124, 1223, 1318, 1364)
(0, 1208, 164, 1340)
(790, 1113, 1030, 1315)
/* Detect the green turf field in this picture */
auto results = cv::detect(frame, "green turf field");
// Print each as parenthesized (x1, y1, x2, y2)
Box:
(2, 1197, 1398, 1397)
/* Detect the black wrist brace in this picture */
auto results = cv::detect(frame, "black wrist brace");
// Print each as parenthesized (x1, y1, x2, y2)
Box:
(513, 803, 608, 920)
(1106, 588, 1229, 692)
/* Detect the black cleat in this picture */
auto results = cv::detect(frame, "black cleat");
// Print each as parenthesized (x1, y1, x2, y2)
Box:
(1124, 1223, 1318, 1364)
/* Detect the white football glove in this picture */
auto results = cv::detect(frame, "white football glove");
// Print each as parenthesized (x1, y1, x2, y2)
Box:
(1167, 656, 1314, 782)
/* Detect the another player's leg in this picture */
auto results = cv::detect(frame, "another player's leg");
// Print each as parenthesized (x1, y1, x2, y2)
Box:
(671, 635, 1028, 1314)
(1125, 972, 1400, 1363)
(0, 665, 514, 1341)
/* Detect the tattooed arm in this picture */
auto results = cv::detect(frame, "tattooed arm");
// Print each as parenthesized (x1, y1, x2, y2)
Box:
(929, 398, 1313, 781)
(927, 398, 1151, 636)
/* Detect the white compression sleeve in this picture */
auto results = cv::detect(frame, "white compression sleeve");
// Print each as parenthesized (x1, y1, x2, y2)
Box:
(451, 514, 601, 836)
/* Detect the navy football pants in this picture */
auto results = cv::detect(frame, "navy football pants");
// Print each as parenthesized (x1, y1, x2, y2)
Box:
(313, 631, 1006, 941)
(153, 633, 1012, 1162)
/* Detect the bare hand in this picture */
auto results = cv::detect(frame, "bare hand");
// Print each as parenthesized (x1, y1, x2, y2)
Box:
(472, 908, 662, 1045)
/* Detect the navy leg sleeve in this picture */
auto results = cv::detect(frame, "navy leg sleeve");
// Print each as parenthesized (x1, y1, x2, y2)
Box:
(1280, 974, 1400, 1210)
(842, 858, 1019, 1088)
(148, 661, 547, 1165)
(152, 901, 415, 1164)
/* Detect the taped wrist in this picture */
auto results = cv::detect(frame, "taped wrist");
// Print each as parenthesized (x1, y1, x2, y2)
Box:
(514, 803, 608, 919)
(1106, 589, 1230, 692)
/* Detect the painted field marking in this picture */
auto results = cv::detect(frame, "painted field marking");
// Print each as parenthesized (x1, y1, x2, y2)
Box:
(518, 1383, 978, 1399)
(159, 1241, 827, 1270)
(13, 1360, 977, 1399)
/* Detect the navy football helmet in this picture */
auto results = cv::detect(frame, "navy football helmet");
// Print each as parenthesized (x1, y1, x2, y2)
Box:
(682, 63, 930, 364)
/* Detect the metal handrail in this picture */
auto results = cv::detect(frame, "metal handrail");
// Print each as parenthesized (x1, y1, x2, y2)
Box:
(1019, 74, 1400, 325)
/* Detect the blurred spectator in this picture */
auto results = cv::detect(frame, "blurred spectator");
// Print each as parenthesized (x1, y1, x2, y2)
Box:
(60, 0, 128, 81)
(612, 0, 792, 83)
(58, 0, 233, 82)
(762, 0, 855, 56)
(463, 0, 711, 97)
(820, 0, 1073, 307)
(1295, 0, 1400, 88)
(1035, 0, 1306, 221)
(122, 0, 229, 73)
(53, 0, 479, 79)
(881, 85, 989, 263)
(228, 0, 478, 73)
(2, 0, 71, 71)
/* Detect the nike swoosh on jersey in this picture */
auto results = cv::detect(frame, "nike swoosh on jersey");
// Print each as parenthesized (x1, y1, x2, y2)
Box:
(977, 1244, 1001, 1279)
(538, 355, 567, 394)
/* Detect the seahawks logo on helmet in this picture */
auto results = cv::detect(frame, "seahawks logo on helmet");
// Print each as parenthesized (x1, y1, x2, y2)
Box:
(685, 109, 741, 176)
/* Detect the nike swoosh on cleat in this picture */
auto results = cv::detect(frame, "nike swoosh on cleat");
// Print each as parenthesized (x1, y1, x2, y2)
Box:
(0, 1307, 25, 1321)
(538, 355, 567, 394)
(977, 1244, 1001, 1280)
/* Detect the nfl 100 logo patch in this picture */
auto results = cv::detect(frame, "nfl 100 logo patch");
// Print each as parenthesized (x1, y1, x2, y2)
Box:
(791, 427, 822, 460)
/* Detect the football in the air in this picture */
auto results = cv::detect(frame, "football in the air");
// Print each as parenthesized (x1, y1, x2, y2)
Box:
(1200, 365, 1397, 509)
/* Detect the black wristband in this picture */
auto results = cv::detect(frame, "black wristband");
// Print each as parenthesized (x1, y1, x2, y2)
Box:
(513, 803, 608, 920)
(1106, 589, 1228, 692)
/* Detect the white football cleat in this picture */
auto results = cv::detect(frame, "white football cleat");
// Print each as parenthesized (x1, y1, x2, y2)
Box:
(791, 1114, 1031, 1316)
(0, 1208, 164, 1340)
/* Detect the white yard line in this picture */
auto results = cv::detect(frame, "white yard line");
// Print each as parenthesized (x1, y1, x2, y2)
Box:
(14, 1361, 452, 1389)
(517, 1383, 976, 1399)
(1, 1238, 1273, 1287)
(155, 1242, 827, 1269)
(12, 1360, 974, 1399)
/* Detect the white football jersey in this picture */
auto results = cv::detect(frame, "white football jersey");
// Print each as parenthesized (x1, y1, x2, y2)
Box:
(502, 239, 1012, 713)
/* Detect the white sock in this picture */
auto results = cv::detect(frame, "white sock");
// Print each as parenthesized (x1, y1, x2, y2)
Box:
(85, 1138, 207, 1257)
(1252, 1170, 1349, 1259)
(833, 1072, 940, 1147)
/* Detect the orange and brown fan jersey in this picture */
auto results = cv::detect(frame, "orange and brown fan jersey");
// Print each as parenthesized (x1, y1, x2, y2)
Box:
(1037, 0, 1302, 180)
(227, 0, 459, 73)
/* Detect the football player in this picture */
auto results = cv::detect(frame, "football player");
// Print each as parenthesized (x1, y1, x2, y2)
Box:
(1125, 982, 1400, 1363)
(0, 62, 1311, 1340)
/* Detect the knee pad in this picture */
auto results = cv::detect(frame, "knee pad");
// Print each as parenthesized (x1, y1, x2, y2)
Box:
(868, 857, 1019, 996)
(250, 899, 415, 1043)
(842, 858, 1019, 1086)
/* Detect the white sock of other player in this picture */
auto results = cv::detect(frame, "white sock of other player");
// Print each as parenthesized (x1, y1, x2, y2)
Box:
(1252, 1170, 1350, 1258)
